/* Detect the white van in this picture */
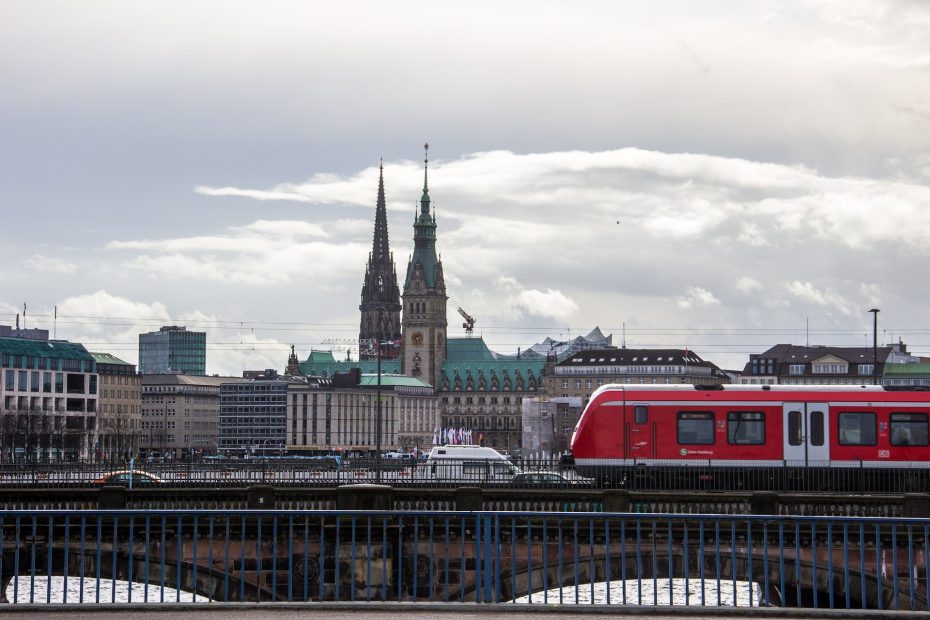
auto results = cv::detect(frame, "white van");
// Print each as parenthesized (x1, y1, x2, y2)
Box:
(424, 445, 519, 482)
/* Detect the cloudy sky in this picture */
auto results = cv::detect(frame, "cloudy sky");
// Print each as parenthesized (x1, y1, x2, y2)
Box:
(2, 0, 929, 375)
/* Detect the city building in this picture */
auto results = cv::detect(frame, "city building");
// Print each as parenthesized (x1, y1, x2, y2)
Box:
(437, 337, 546, 453)
(286, 370, 437, 455)
(521, 396, 583, 457)
(0, 335, 98, 461)
(219, 370, 291, 456)
(359, 162, 402, 360)
(0, 326, 49, 340)
(884, 363, 930, 389)
(139, 326, 206, 375)
(524, 327, 615, 361)
(740, 341, 918, 385)
(140, 374, 246, 460)
(298, 350, 400, 378)
(400, 144, 448, 388)
(90, 352, 140, 461)
(549, 347, 728, 402)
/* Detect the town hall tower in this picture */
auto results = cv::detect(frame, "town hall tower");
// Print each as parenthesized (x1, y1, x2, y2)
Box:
(401, 144, 448, 387)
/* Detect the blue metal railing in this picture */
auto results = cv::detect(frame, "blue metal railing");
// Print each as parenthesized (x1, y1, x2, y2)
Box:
(0, 509, 927, 610)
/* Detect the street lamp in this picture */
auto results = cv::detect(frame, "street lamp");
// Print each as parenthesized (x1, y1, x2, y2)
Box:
(869, 308, 880, 385)
(376, 330, 385, 484)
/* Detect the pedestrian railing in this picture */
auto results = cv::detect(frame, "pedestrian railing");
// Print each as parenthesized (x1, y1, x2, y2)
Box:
(0, 509, 927, 610)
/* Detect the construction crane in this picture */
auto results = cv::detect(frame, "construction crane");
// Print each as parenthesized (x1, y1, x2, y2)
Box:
(457, 307, 476, 337)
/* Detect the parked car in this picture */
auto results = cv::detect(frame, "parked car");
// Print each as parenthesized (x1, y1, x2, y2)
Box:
(510, 472, 584, 487)
(94, 470, 164, 487)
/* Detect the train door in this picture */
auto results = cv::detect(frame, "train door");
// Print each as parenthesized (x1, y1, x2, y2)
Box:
(782, 402, 829, 465)
(627, 403, 655, 460)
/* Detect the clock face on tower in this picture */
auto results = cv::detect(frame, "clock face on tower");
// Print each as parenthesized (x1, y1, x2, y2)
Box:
(411, 331, 424, 347)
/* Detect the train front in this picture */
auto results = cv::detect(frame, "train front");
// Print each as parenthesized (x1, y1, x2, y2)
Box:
(569, 384, 623, 481)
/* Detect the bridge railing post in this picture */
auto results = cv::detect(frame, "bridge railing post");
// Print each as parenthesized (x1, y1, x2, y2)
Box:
(97, 485, 126, 509)
(247, 485, 276, 509)
(603, 489, 631, 513)
(904, 493, 930, 518)
(454, 487, 483, 511)
(336, 483, 392, 510)
(750, 490, 779, 515)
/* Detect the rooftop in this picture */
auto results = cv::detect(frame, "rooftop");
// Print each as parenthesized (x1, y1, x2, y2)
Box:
(358, 374, 433, 389)
(0, 337, 94, 362)
(90, 352, 133, 366)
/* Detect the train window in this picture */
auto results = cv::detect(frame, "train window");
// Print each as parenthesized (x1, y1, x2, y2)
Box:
(810, 411, 824, 446)
(677, 411, 715, 445)
(727, 411, 765, 445)
(787, 411, 802, 446)
(634, 405, 648, 425)
(838, 412, 877, 446)
(890, 412, 929, 446)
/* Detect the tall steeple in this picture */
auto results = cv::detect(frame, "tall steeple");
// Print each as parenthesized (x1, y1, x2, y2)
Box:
(359, 160, 402, 360)
(401, 143, 448, 388)
(406, 143, 441, 290)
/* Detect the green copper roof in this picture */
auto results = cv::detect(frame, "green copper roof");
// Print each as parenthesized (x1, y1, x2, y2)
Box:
(440, 359, 545, 392)
(885, 363, 930, 377)
(0, 337, 94, 362)
(358, 374, 433, 389)
(299, 359, 401, 378)
(305, 350, 337, 364)
(90, 352, 132, 366)
(441, 337, 545, 391)
(446, 337, 496, 362)
(404, 143, 443, 291)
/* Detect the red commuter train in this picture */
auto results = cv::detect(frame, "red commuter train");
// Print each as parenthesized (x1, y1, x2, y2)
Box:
(569, 384, 930, 491)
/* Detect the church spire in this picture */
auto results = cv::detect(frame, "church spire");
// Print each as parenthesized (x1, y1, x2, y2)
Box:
(359, 159, 402, 360)
(372, 159, 389, 261)
(420, 142, 431, 213)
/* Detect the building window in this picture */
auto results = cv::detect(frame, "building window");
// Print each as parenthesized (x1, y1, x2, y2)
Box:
(813, 363, 846, 374)
(727, 411, 765, 445)
(838, 412, 877, 446)
(890, 412, 929, 446)
(676, 412, 715, 445)
(858, 364, 874, 376)
(789, 364, 804, 376)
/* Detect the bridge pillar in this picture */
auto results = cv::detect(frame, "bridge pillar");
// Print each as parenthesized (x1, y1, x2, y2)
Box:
(455, 487, 484, 511)
(247, 485, 276, 509)
(750, 491, 779, 515)
(337, 483, 392, 510)
(98, 485, 126, 509)
(904, 493, 930, 518)
(603, 489, 631, 513)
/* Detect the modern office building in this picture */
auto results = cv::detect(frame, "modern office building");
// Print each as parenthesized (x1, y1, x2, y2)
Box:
(0, 335, 98, 461)
(219, 370, 291, 456)
(140, 374, 245, 460)
(90, 352, 141, 461)
(139, 326, 206, 375)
